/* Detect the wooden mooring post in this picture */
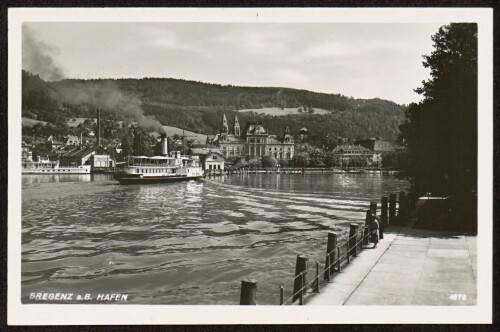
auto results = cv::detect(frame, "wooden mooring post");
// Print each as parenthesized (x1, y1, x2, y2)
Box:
(381, 196, 388, 239)
(313, 261, 320, 293)
(324, 232, 338, 281)
(292, 255, 308, 304)
(389, 193, 397, 225)
(349, 223, 360, 257)
(364, 209, 371, 245)
(398, 191, 407, 225)
(337, 246, 341, 271)
(370, 201, 377, 214)
(239, 279, 257, 305)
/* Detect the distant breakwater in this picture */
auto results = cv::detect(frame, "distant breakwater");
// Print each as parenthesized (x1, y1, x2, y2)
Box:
(206, 168, 398, 176)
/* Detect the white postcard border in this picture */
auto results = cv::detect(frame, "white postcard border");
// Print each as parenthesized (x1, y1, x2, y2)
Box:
(8, 7, 493, 325)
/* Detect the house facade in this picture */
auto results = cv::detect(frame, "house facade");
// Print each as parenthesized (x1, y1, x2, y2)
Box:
(204, 152, 225, 171)
(22, 141, 33, 161)
(215, 114, 295, 161)
(59, 147, 96, 166)
(188, 147, 225, 171)
(63, 135, 80, 146)
(355, 138, 396, 165)
(90, 154, 115, 169)
(333, 145, 373, 166)
(60, 146, 115, 170)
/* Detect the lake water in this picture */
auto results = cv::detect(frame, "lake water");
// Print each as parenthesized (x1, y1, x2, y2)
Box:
(21, 173, 408, 305)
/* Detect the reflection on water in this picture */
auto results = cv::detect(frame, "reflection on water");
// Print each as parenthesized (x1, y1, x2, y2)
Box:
(21, 174, 112, 185)
(22, 173, 408, 304)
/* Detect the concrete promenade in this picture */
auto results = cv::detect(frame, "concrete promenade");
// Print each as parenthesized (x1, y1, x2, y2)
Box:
(307, 222, 477, 305)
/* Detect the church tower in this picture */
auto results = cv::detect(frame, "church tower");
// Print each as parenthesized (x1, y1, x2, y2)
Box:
(234, 115, 241, 137)
(283, 126, 293, 143)
(221, 114, 229, 134)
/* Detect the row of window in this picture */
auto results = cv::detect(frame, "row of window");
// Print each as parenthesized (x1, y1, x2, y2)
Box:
(136, 169, 175, 174)
(222, 146, 245, 151)
(268, 147, 292, 151)
(337, 150, 372, 155)
(34, 169, 74, 172)
(248, 139, 266, 143)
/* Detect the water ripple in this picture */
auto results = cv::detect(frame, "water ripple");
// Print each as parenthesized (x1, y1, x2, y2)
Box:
(22, 173, 408, 304)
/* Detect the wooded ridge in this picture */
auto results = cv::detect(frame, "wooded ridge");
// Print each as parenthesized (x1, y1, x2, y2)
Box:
(22, 70, 406, 142)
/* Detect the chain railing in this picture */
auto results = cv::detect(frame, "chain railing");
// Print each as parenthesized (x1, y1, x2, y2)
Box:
(279, 226, 371, 305)
(239, 193, 412, 305)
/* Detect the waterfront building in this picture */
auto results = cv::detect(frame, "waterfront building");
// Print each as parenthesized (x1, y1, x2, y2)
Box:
(188, 147, 225, 171)
(355, 138, 396, 166)
(215, 114, 294, 161)
(332, 145, 373, 166)
(333, 144, 372, 156)
(59, 146, 95, 166)
(89, 153, 115, 170)
(60, 146, 115, 170)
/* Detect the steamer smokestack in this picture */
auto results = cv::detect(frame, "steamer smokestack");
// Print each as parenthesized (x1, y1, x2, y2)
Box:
(96, 107, 101, 147)
(160, 133, 168, 156)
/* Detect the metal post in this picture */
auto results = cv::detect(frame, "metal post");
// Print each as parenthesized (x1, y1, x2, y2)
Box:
(279, 285, 284, 305)
(324, 232, 337, 280)
(240, 279, 257, 305)
(293, 255, 308, 303)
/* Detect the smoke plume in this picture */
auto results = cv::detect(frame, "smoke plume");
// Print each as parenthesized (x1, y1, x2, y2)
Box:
(58, 80, 166, 133)
(22, 25, 165, 133)
(22, 25, 66, 81)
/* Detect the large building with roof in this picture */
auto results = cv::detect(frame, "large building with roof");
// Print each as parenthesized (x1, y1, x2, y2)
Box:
(355, 138, 396, 165)
(188, 147, 225, 171)
(59, 146, 115, 170)
(214, 114, 295, 161)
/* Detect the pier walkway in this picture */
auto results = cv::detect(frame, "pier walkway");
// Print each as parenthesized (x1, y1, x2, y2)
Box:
(307, 221, 477, 305)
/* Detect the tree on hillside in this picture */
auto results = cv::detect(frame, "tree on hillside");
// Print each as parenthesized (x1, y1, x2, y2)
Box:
(399, 23, 477, 229)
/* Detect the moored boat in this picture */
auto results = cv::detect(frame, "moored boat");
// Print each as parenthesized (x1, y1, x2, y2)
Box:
(113, 134, 204, 184)
(22, 159, 91, 174)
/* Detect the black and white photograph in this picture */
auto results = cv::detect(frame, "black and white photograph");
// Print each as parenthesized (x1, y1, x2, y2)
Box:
(7, 7, 493, 325)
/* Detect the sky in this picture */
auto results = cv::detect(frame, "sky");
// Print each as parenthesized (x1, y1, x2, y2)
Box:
(22, 22, 446, 105)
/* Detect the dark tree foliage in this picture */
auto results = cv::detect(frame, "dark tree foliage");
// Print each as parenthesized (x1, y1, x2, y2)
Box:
(261, 155, 279, 168)
(399, 24, 477, 229)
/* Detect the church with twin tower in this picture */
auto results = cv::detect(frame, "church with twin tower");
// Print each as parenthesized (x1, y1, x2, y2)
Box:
(215, 114, 295, 161)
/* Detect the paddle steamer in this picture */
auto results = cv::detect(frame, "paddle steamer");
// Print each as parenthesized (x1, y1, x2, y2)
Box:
(113, 134, 204, 184)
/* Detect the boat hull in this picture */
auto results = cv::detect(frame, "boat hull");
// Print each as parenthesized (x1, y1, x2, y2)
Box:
(22, 166, 91, 174)
(113, 173, 203, 184)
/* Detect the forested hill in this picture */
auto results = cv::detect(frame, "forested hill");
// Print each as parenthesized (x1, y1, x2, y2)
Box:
(22, 70, 406, 142)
